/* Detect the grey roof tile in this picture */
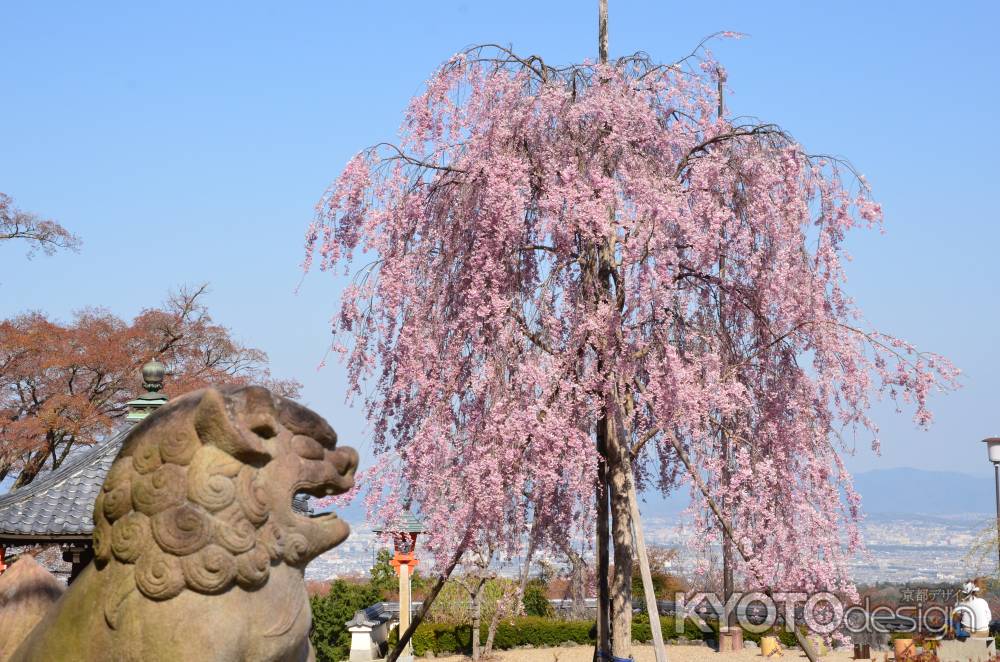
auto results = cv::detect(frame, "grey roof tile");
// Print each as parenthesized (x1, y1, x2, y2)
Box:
(0, 426, 133, 539)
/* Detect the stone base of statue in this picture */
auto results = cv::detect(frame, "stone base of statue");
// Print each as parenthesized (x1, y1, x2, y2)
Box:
(0, 556, 65, 658)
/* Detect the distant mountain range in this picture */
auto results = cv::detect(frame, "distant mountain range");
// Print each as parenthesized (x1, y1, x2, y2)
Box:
(629, 467, 996, 519)
(852, 467, 995, 516)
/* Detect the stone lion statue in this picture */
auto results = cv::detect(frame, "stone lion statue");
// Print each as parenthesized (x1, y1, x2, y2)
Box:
(10, 385, 358, 662)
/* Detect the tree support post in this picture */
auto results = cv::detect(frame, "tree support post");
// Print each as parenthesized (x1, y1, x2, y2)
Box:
(595, 0, 612, 656)
(595, 417, 611, 661)
(627, 478, 667, 662)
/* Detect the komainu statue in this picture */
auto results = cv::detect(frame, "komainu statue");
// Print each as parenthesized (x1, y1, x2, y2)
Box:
(10, 386, 358, 662)
(0, 555, 65, 656)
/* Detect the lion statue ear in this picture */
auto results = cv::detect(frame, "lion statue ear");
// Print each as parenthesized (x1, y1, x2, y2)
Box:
(194, 388, 272, 463)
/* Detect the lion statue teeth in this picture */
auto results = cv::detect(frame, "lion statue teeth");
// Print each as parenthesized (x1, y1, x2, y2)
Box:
(9, 386, 358, 662)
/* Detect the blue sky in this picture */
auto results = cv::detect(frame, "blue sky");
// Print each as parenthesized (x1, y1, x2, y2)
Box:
(1, 1, 997, 488)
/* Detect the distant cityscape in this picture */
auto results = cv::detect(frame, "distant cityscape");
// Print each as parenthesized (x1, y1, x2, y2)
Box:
(305, 510, 995, 585)
(850, 513, 990, 583)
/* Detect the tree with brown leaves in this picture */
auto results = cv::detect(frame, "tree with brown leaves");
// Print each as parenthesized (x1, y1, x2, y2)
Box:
(0, 285, 300, 488)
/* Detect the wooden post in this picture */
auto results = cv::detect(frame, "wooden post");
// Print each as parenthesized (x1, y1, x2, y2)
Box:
(717, 66, 726, 118)
(598, 0, 608, 65)
(594, 6, 611, 660)
(595, 418, 611, 661)
(715, 69, 741, 652)
(628, 480, 667, 662)
(399, 562, 412, 659)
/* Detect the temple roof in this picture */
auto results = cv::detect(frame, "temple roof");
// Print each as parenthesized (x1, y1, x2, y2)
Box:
(373, 509, 425, 535)
(0, 427, 132, 543)
(345, 602, 393, 629)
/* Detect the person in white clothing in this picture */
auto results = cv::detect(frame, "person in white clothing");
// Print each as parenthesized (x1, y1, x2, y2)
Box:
(954, 580, 992, 637)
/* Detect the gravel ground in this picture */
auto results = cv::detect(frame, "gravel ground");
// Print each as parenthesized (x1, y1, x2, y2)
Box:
(430, 644, 861, 662)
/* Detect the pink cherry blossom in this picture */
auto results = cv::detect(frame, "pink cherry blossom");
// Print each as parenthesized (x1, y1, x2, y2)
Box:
(306, 46, 958, 600)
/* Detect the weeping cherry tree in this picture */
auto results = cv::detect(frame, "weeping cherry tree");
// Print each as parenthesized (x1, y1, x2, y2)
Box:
(305, 38, 957, 658)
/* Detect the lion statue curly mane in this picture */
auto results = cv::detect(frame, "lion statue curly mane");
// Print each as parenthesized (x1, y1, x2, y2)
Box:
(10, 385, 358, 662)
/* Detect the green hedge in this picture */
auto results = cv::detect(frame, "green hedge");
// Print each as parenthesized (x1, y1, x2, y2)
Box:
(409, 617, 591, 654)
(523, 579, 556, 617)
(401, 614, 712, 656)
(632, 614, 713, 643)
(387, 614, 805, 656)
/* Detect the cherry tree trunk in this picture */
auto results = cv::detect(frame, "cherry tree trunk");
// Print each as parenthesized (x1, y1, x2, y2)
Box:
(471, 580, 485, 662)
(607, 436, 634, 658)
(595, 0, 612, 649)
(484, 605, 501, 658)
(562, 544, 588, 619)
(486, 535, 536, 657)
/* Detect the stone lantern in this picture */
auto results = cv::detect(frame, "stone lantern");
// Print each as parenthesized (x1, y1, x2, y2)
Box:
(374, 509, 424, 661)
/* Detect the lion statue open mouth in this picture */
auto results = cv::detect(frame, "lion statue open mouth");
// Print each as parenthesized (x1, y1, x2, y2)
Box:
(10, 385, 358, 662)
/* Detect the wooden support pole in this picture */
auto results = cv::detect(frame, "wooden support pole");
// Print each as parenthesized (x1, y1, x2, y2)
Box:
(627, 479, 667, 662)
(595, 418, 611, 661)
(598, 0, 608, 65)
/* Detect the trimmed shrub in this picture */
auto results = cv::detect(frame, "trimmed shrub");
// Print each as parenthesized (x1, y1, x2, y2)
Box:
(424, 577, 521, 624)
(522, 579, 555, 617)
(410, 617, 591, 655)
(405, 614, 719, 655)
(386, 611, 802, 656)
(632, 613, 711, 642)
(740, 626, 802, 649)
